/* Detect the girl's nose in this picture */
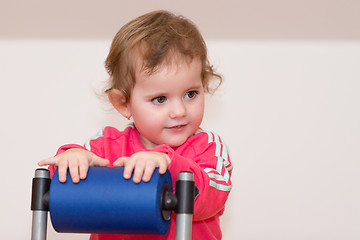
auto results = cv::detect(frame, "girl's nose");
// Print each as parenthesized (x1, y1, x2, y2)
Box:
(169, 100, 186, 119)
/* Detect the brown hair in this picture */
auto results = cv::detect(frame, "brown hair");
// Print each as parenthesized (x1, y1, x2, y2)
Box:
(105, 10, 222, 102)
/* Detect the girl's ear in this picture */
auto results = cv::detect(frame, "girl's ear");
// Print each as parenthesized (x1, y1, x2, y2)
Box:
(108, 89, 131, 119)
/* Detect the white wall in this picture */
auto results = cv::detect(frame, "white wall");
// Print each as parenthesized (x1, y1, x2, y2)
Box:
(1, 39, 359, 239)
(213, 41, 360, 239)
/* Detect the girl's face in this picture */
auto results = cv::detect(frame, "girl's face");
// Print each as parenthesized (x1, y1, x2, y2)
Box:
(128, 57, 205, 149)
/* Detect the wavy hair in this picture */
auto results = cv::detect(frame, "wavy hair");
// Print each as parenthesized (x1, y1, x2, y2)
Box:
(104, 10, 222, 102)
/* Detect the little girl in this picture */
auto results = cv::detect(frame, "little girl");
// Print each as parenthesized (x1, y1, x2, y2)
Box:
(39, 10, 232, 240)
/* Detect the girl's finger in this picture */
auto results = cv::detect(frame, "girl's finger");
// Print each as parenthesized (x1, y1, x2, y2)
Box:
(38, 157, 57, 166)
(132, 162, 146, 183)
(113, 157, 126, 167)
(90, 154, 110, 167)
(157, 155, 169, 174)
(142, 163, 156, 182)
(158, 163, 168, 175)
(57, 160, 69, 183)
(122, 158, 135, 180)
(78, 158, 90, 180)
(68, 161, 80, 183)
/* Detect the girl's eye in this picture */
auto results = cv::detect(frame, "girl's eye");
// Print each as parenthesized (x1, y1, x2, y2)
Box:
(184, 91, 198, 99)
(151, 96, 167, 104)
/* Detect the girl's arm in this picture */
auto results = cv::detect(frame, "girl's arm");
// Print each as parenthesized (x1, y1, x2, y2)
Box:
(154, 131, 233, 221)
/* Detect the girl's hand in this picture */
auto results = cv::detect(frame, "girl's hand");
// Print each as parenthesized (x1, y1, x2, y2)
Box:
(38, 148, 109, 183)
(113, 151, 171, 183)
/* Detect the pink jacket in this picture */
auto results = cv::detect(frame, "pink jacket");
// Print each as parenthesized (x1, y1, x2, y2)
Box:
(50, 124, 232, 240)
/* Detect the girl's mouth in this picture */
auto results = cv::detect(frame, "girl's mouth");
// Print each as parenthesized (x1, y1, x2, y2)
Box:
(166, 124, 187, 131)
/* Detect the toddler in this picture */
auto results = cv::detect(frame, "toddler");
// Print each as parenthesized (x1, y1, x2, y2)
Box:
(39, 10, 232, 240)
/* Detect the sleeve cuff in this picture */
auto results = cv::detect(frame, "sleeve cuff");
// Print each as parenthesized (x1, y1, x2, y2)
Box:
(56, 144, 87, 155)
(150, 144, 175, 159)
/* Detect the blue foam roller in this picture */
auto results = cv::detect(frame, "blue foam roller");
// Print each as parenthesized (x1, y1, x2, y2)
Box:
(49, 167, 172, 235)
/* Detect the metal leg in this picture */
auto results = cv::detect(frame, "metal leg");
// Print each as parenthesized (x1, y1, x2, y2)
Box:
(176, 214, 192, 240)
(31, 211, 48, 240)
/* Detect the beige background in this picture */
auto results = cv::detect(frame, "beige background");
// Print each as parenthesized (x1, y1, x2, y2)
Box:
(1, 0, 360, 40)
(1, 0, 359, 239)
